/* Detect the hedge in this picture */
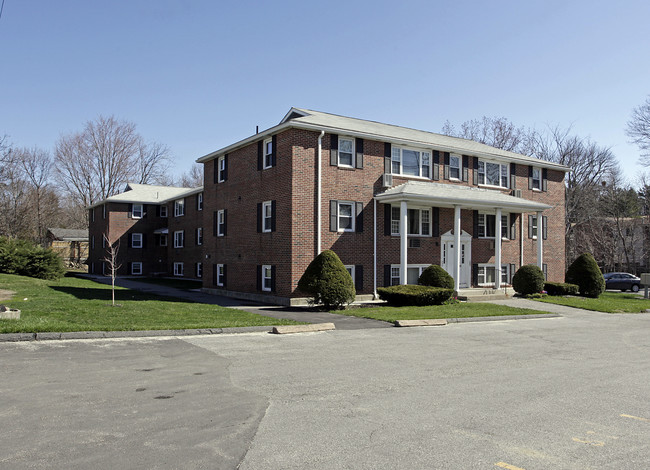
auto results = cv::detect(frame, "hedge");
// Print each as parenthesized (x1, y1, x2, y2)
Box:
(377, 285, 454, 306)
(544, 282, 579, 296)
(0, 237, 65, 280)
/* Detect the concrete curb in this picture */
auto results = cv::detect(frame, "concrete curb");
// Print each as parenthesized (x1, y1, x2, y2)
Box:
(446, 313, 561, 323)
(272, 323, 336, 334)
(395, 319, 448, 327)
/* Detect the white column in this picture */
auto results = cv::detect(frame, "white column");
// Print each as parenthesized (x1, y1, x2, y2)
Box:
(454, 205, 461, 292)
(400, 201, 408, 285)
(495, 208, 502, 289)
(537, 210, 543, 269)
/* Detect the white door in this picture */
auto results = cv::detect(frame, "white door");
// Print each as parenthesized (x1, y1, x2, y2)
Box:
(442, 239, 470, 288)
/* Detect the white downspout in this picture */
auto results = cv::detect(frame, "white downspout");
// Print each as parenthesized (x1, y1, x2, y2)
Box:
(317, 131, 325, 255)
(520, 213, 524, 268)
(373, 198, 377, 299)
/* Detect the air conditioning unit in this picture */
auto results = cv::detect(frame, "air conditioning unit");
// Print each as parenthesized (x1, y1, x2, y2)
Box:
(382, 173, 393, 188)
(511, 189, 522, 198)
(409, 238, 421, 248)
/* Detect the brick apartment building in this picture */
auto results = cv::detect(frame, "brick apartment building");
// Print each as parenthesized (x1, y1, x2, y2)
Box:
(89, 108, 570, 305)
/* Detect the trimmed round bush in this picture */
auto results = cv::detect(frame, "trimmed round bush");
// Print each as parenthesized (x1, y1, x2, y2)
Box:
(297, 250, 355, 309)
(512, 264, 545, 295)
(377, 285, 454, 306)
(418, 264, 454, 289)
(565, 252, 605, 298)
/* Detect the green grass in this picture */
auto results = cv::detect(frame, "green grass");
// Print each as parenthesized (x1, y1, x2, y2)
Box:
(134, 277, 203, 290)
(0, 273, 300, 333)
(339, 302, 551, 323)
(533, 292, 650, 313)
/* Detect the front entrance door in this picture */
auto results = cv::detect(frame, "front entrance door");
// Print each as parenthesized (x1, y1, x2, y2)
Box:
(441, 230, 471, 288)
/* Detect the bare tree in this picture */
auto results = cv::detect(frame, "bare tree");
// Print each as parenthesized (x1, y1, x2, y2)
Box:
(441, 116, 536, 155)
(103, 233, 122, 307)
(16, 147, 53, 244)
(626, 95, 650, 164)
(136, 140, 172, 185)
(176, 163, 204, 187)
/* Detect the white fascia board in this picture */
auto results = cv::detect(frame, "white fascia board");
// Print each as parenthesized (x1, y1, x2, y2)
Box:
(374, 192, 552, 212)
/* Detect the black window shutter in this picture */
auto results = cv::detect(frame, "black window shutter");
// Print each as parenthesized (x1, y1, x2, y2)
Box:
(257, 203, 262, 233)
(509, 264, 516, 284)
(196, 195, 200, 211)
(433, 207, 440, 237)
(270, 266, 276, 292)
(128, 203, 133, 218)
(528, 215, 534, 239)
(212, 264, 217, 286)
(330, 200, 338, 232)
(443, 152, 450, 180)
(384, 143, 391, 173)
(355, 138, 364, 169)
(128, 262, 132, 274)
(156, 205, 160, 217)
(271, 135, 277, 167)
(542, 168, 548, 192)
(271, 200, 277, 232)
(510, 214, 517, 240)
(510, 163, 516, 189)
(256, 265, 262, 291)
(195, 228, 198, 245)
(528, 166, 533, 190)
(384, 265, 391, 287)
(433, 151, 440, 181)
(384, 204, 392, 236)
(143, 204, 147, 218)
(473, 210, 479, 238)
(213, 211, 217, 236)
(223, 264, 227, 288)
(257, 140, 263, 171)
(543, 216, 548, 240)
(356, 202, 363, 232)
(213, 159, 218, 183)
(355, 265, 363, 291)
(330, 134, 338, 166)
(142, 234, 147, 249)
(543, 264, 548, 281)
(181, 231, 185, 247)
(223, 154, 228, 181)
(128, 234, 132, 248)
(473, 157, 479, 185)
(223, 210, 227, 236)
(462, 155, 469, 182)
(472, 264, 479, 287)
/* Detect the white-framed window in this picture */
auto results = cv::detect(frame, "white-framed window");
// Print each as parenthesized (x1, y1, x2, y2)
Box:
(102, 204, 107, 219)
(197, 227, 203, 245)
(262, 201, 273, 232)
(131, 233, 143, 248)
(217, 156, 226, 182)
(160, 205, 168, 217)
(530, 215, 538, 239)
(262, 265, 272, 292)
(345, 265, 356, 286)
(477, 264, 509, 286)
(390, 264, 430, 285)
(449, 154, 461, 180)
(173, 262, 184, 277)
(263, 138, 273, 169)
(217, 210, 225, 236)
(391, 146, 431, 179)
(531, 167, 541, 191)
(174, 199, 185, 217)
(478, 160, 509, 188)
(390, 206, 431, 236)
(132, 204, 143, 219)
(478, 213, 509, 239)
(197, 193, 203, 211)
(160, 234, 167, 246)
(337, 201, 355, 232)
(174, 230, 184, 248)
(131, 262, 142, 275)
(216, 264, 225, 286)
(338, 137, 355, 167)
(197, 262, 203, 278)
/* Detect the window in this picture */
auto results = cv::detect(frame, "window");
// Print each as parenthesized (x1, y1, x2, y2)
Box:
(197, 262, 203, 278)
(391, 146, 431, 178)
(262, 201, 273, 232)
(261, 265, 272, 292)
(345, 265, 356, 286)
(337, 201, 354, 232)
(390, 267, 400, 286)
(102, 204, 107, 219)
(478, 160, 509, 188)
(174, 230, 185, 248)
(90, 208, 95, 222)
(132, 204, 143, 219)
(197, 227, 203, 245)
(263, 138, 273, 169)
(390, 206, 431, 236)
(390, 265, 429, 285)
(173, 262, 184, 276)
(174, 199, 185, 217)
(217, 156, 226, 182)
(131, 233, 143, 248)
(449, 155, 461, 180)
(216, 264, 225, 286)
(478, 265, 509, 286)
(160, 205, 168, 217)
(197, 193, 203, 211)
(531, 167, 541, 190)
(530, 215, 538, 239)
(478, 213, 509, 238)
(131, 262, 142, 275)
(338, 137, 354, 167)
(217, 210, 225, 236)
(160, 234, 167, 246)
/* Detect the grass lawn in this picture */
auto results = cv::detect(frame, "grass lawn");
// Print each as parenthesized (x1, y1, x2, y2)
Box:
(533, 292, 650, 313)
(340, 302, 551, 323)
(134, 277, 203, 290)
(0, 273, 301, 333)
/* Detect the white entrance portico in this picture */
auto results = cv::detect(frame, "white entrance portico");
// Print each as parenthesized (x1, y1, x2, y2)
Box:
(440, 230, 471, 288)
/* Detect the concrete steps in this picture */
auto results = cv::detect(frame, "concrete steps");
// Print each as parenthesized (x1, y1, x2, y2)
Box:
(457, 287, 514, 302)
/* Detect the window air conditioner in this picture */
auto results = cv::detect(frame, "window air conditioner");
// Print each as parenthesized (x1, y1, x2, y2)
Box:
(383, 173, 393, 188)
(511, 189, 522, 198)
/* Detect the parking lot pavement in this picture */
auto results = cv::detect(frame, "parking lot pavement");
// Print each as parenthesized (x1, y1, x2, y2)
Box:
(2, 309, 650, 469)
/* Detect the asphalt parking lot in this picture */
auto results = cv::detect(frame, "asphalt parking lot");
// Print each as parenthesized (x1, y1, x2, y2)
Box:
(1, 306, 649, 469)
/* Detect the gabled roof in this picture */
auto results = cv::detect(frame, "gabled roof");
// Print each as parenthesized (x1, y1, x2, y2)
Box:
(47, 228, 89, 241)
(198, 107, 570, 172)
(375, 181, 552, 212)
(88, 183, 203, 209)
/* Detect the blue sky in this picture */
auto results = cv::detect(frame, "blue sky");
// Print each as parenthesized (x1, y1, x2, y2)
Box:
(1, 0, 649, 184)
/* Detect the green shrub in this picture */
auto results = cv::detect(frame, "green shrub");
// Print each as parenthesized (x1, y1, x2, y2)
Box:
(565, 252, 605, 298)
(512, 264, 545, 295)
(0, 236, 65, 280)
(377, 285, 454, 306)
(418, 264, 454, 289)
(544, 281, 579, 296)
(297, 250, 356, 309)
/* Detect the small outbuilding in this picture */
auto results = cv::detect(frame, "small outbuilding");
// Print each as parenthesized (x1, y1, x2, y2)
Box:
(46, 228, 89, 268)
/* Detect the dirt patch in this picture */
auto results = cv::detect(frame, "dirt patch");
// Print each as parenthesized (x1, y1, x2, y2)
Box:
(0, 290, 16, 302)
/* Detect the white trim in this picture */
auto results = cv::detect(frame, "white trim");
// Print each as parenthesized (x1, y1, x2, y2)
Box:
(261, 265, 272, 292)
(173, 230, 184, 248)
(478, 212, 509, 239)
(531, 167, 542, 191)
(477, 159, 509, 188)
(344, 265, 355, 286)
(216, 264, 225, 286)
(197, 227, 203, 245)
(337, 201, 355, 232)
(217, 156, 226, 182)
(262, 201, 273, 232)
(174, 198, 185, 217)
(477, 264, 509, 287)
(197, 193, 203, 211)
(173, 262, 184, 277)
(449, 154, 461, 180)
(132, 203, 143, 219)
(337, 136, 355, 168)
(159, 205, 168, 217)
(263, 138, 273, 169)
(391, 145, 431, 179)
(390, 264, 430, 285)
(197, 262, 203, 278)
(131, 233, 143, 249)
(390, 205, 431, 237)
(131, 262, 142, 275)
(217, 210, 225, 237)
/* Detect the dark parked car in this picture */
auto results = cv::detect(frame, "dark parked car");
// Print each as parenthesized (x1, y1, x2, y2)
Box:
(603, 272, 642, 292)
